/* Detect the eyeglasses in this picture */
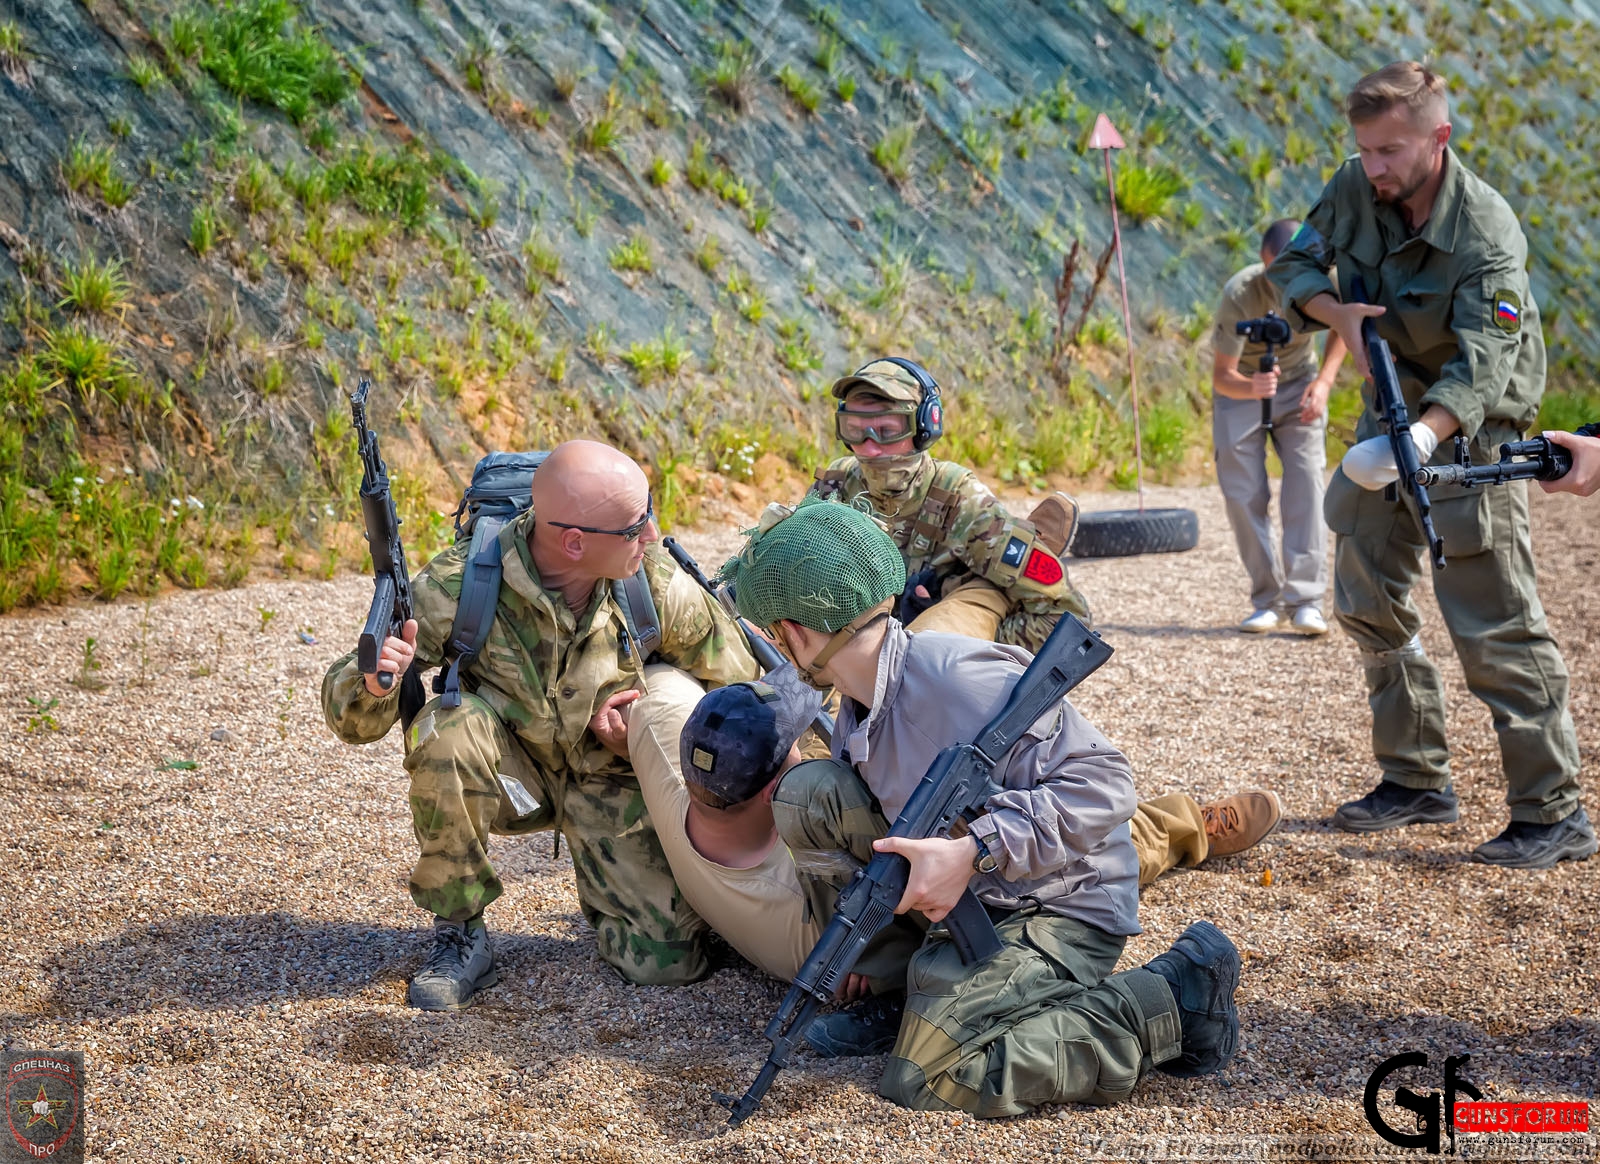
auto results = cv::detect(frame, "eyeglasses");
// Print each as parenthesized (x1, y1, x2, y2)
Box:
(546, 494, 655, 542)
(836, 403, 915, 446)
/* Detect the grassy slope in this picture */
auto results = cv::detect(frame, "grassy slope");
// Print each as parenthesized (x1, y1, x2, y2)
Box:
(1, 0, 1598, 610)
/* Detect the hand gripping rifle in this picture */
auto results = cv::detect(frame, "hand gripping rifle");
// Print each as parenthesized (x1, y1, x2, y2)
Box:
(351, 380, 428, 729)
(661, 536, 835, 744)
(1414, 422, 1600, 489)
(1235, 310, 1293, 434)
(718, 611, 1114, 1127)
(1350, 276, 1446, 570)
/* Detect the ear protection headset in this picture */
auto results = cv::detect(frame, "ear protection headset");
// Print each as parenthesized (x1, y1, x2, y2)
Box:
(855, 356, 944, 451)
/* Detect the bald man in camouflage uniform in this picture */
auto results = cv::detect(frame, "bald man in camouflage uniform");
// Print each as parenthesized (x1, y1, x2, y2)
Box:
(323, 441, 759, 1008)
(808, 358, 1282, 887)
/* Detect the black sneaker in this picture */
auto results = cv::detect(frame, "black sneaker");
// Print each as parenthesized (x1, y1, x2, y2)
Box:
(1472, 807, 1597, 868)
(803, 992, 905, 1058)
(1144, 921, 1241, 1078)
(1333, 780, 1458, 832)
(407, 915, 499, 1011)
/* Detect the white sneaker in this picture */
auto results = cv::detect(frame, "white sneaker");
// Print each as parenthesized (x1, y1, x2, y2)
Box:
(1238, 609, 1280, 634)
(1291, 606, 1328, 636)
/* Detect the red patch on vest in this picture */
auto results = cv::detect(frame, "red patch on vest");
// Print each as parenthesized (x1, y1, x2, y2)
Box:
(1023, 548, 1063, 585)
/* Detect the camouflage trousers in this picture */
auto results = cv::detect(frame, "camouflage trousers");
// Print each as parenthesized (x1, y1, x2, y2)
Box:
(402, 687, 709, 986)
(773, 759, 1182, 1116)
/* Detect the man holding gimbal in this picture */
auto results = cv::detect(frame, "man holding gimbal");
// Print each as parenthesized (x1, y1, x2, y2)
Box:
(1267, 61, 1592, 866)
(1211, 218, 1348, 635)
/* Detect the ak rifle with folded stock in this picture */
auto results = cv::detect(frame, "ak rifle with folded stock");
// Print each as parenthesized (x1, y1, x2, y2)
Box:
(1351, 276, 1446, 570)
(351, 379, 428, 728)
(717, 612, 1114, 1128)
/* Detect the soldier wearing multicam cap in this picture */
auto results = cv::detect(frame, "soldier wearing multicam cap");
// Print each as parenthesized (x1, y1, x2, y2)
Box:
(1267, 61, 1593, 866)
(321, 440, 759, 1009)
(810, 356, 1283, 887)
(717, 497, 1243, 1117)
(810, 356, 1089, 650)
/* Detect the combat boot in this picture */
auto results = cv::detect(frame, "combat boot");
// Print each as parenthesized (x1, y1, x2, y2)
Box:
(1026, 491, 1080, 556)
(1471, 807, 1597, 868)
(1201, 789, 1282, 858)
(1144, 920, 1240, 1078)
(408, 914, 499, 1011)
(804, 992, 905, 1058)
(1333, 780, 1458, 832)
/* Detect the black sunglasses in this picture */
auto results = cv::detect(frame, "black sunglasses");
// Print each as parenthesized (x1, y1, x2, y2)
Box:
(546, 494, 655, 542)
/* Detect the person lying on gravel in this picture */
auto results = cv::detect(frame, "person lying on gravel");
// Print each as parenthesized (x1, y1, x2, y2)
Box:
(708, 497, 1242, 1118)
(321, 440, 760, 1009)
(809, 355, 1283, 889)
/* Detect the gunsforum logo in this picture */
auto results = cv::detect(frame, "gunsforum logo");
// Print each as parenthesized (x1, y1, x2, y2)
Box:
(2, 1050, 83, 1163)
(1364, 1051, 1589, 1155)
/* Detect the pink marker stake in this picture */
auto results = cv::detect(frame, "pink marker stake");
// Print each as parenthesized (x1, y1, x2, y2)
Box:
(1088, 112, 1145, 513)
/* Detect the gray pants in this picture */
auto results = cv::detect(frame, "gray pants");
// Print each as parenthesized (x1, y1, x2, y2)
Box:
(1212, 371, 1328, 613)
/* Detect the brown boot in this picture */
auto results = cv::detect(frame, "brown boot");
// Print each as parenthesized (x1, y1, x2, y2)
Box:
(1201, 790, 1282, 858)
(1026, 491, 1081, 556)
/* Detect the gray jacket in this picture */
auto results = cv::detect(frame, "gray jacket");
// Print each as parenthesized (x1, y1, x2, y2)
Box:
(833, 622, 1140, 937)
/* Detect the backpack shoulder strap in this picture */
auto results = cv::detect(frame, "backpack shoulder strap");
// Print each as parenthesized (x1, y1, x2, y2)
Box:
(435, 515, 508, 709)
(614, 568, 661, 661)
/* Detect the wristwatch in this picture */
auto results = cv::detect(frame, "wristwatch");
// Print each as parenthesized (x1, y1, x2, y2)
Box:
(971, 834, 999, 875)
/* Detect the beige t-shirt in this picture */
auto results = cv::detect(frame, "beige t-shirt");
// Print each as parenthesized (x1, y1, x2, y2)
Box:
(629, 665, 820, 983)
(1213, 261, 1320, 382)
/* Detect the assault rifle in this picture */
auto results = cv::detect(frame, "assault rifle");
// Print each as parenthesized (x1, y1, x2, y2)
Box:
(661, 536, 835, 744)
(1235, 310, 1293, 434)
(718, 612, 1114, 1127)
(1351, 276, 1446, 570)
(1414, 423, 1600, 489)
(351, 380, 427, 728)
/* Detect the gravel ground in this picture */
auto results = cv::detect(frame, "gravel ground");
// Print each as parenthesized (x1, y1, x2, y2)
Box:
(1, 481, 1595, 1163)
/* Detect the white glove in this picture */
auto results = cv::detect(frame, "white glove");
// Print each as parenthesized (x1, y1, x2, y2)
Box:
(1341, 426, 1440, 490)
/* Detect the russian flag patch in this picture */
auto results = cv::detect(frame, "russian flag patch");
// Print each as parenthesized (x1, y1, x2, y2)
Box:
(1492, 289, 1521, 333)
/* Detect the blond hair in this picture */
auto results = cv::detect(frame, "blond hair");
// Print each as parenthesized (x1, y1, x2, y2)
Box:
(1345, 61, 1448, 127)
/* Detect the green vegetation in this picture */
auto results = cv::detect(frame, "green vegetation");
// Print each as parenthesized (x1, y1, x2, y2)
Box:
(647, 155, 674, 187)
(777, 63, 822, 115)
(166, 0, 354, 124)
(61, 138, 135, 208)
(706, 38, 758, 113)
(1113, 163, 1187, 224)
(127, 53, 166, 90)
(872, 123, 917, 184)
(57, 255, 132, 318)
(624, 328, 692, 384)
(608, 230, 654, 274)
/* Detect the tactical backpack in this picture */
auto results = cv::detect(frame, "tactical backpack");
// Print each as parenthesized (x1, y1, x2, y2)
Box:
(434, 451, 661, 708)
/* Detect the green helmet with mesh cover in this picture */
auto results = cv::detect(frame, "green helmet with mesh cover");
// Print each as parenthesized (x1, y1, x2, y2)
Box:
(719, 497, 907, 632)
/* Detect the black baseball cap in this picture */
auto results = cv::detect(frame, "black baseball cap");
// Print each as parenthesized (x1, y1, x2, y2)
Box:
(680, 664, 823, 809)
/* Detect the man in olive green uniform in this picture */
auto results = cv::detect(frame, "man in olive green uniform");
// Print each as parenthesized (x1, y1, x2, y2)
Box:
(1268, 61, 1593, 867)
(718, 498, 1243, 1117)
(809, 357, 1283, 887)
(322, 441, 760, 1007)
(1212, 218, 1347, 636)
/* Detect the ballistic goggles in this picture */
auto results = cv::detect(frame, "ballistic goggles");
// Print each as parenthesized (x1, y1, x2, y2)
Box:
(835, 402, 916, 446)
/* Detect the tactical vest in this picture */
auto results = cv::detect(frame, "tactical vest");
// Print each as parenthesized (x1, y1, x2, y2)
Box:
(813, 458, 970, 561)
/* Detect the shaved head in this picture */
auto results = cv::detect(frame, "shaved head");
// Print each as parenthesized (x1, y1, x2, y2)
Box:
(531, 440, 650, 529)
(529, 441, 658, 603)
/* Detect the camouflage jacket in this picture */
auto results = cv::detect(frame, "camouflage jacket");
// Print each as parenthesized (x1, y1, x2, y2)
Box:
(321, 508, 759, 783)
(808, 455, 1090, 641)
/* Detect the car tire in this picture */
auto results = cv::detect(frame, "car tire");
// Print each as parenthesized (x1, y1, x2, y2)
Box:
(1069, 507, 1199, 558)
